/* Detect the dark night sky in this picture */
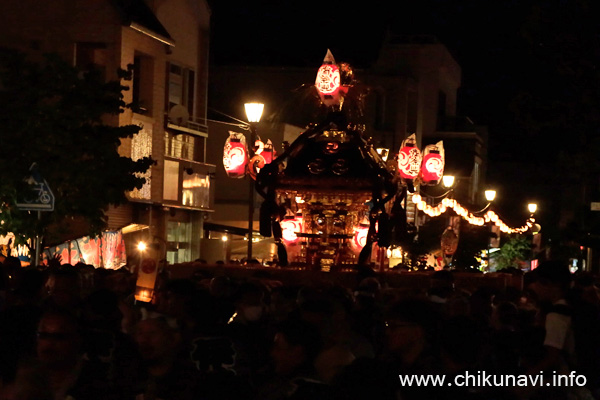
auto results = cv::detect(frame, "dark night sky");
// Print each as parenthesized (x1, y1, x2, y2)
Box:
(207, 0, 600, 228)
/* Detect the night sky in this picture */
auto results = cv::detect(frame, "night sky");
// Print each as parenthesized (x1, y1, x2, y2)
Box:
(207, 0, 600, 230)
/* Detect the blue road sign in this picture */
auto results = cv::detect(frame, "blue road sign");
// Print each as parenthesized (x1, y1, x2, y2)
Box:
(15, 163, 55, 211)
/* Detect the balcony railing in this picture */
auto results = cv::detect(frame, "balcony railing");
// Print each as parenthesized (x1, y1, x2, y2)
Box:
(165, 113, 209, 136)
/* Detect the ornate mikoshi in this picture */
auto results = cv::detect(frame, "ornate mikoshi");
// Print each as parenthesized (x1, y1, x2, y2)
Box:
(420, 141, 445, 185)
(223, 131, 247, 178)
(398, 133, 422, 181)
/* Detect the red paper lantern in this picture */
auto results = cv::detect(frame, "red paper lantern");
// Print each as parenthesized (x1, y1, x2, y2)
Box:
(315, 50, 342, 106)
(223, 131, 247, 178)
(281, 216, 303, 243)
(352, 225, 370, 250)
(398, 134, 422, 180)
(420, 141, 445, 185)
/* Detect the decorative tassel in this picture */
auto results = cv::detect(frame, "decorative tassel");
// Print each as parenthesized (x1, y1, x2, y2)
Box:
(276, 242, 288, 266)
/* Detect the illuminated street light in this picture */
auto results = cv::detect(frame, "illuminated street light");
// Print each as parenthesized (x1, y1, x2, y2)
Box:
(528, 203, 537, 214)
(244, 103, 264, 123)
(137, 241, 147, 252)
(244, 102, 264, 261)
(485, 190, 496, 202)
(442, 175, 455, 188)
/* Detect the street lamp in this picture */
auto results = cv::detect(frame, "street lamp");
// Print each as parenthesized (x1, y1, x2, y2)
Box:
(442, 175, 455, 189)
(485, 190, 496, 202)
(244, 102, 264, 262)
(528, 203, 537, 214)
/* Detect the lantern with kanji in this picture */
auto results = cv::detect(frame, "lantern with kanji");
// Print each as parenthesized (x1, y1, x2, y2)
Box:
(223, 131, 247, 178)
(420, 141, 445, 185)
(398, 134, 422, 181)
(315, 49, 341, 107)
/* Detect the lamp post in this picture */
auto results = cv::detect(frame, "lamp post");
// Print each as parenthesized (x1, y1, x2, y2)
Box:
(244, 102, 264, 262)
(483, 190, 496, 271)
(527, 203, 538, 266)
(528, 203, 537, 214)
(442, 175, 455, 189)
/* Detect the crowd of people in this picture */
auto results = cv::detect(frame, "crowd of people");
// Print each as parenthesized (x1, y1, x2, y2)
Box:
(0, 255, 599, 400)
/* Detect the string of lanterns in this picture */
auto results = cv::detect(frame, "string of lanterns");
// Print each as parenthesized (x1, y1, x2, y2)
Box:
(411, 194, 535, 234)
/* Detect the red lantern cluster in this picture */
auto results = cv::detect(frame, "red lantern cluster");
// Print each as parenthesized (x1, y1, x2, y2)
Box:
(223, 131, 247, 178)
(397, 135, 445, 187)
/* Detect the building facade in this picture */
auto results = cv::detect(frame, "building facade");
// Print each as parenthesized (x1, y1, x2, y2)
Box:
(0, 0, 214, 265)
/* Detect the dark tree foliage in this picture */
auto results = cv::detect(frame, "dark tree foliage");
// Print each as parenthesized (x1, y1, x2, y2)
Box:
(0, 48, 152, 244)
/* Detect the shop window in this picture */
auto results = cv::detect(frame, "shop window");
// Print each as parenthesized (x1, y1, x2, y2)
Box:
(166, 221, 191, 263)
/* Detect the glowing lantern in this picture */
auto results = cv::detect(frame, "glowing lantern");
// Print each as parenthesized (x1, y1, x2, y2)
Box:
(280, 216, 303, 243)
(398, 134, 422, 181)
(420, 141, 445, 185)
(223, 131, 247, 178)
(315, 49, 341, 106)
(353, 225, 370, 249)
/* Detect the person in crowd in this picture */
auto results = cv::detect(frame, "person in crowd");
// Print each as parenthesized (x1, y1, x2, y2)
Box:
(43, 266, 82, 314)
(257, 317, 330, 400)
(525, 260, 576, 375)
(226, 281, 272, 385)
(34, 307, 111, 400)
(132, 314, 205, 400)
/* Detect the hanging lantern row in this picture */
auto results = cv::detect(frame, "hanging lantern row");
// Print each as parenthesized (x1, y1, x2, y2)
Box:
(412, 194, 534, 234)
(223, 131, 276, 180)
(398, 134, 445, 186)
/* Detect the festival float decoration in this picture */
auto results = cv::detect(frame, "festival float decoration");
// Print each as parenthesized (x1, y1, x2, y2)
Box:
(252, 51, 533, 272)
(223, 132, 247, 178)
(315, 50, 342, 107)
(248, 139, 276, 180)
(398, 134, 422, 182)
(420, 141, 445, 185)
(255, 52, 401, 271)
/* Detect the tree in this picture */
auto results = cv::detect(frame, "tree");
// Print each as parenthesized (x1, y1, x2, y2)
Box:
(491, 235, 531, 271)
(0, 48, 152, 245)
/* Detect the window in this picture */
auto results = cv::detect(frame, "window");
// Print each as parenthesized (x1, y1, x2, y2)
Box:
(167, 63, 195, 116)
(166, 221, 191, 263)
(165, 131, 204, 161)
(163, 160, 180, 201)
(132, 54, 154, 115)
(75, 42, 107, 80)
(182, 172, 210, 208)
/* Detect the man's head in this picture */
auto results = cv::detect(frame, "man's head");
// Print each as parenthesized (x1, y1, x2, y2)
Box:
(384, 298, 439, 354)
(527, 260, 571, 302)
(134, 316, 180, 365)
(270, 318, 322, 376)
(36, 309, 83, 370)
